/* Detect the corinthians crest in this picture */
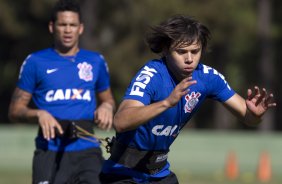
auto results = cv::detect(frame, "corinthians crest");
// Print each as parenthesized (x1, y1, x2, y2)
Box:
(184, 91, 201, 113)
(77, 62, 93, 82)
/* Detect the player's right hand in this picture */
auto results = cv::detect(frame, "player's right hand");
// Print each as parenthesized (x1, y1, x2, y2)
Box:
(164, 76, 197, 107)
(37, 110, 63, 140)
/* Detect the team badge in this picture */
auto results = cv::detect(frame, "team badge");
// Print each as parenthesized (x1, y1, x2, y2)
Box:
(77, 62, 93, 81)
(184, 91, 201, 113)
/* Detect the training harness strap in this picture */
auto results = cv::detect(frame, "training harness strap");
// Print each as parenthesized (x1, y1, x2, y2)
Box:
(109, 139, 169, 174)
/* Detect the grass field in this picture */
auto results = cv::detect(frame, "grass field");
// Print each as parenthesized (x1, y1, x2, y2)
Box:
(1, 125, 282, 184)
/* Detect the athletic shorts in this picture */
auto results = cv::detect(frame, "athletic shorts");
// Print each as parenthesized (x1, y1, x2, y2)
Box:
(32, 147, 104, 184)
(99, 172, 179, 184)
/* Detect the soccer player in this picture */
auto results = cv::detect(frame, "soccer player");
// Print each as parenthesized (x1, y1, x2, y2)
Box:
(8, 0, 115, 183)
(99, 15, 276, 184)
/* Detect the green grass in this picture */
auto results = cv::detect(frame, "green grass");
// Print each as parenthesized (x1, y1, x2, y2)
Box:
(1, 125, 282, 184)
(169, 130, 282, 183)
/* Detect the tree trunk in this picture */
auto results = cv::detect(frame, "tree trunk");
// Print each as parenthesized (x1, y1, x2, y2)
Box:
(80, 0, 98, 50)
(257, 0, 275, 131)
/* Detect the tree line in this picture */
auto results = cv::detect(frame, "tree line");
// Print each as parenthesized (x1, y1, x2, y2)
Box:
(0, 0, 281, 131)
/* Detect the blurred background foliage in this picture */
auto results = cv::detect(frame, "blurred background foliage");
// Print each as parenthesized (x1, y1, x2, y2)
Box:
(0, 0, 281, 131)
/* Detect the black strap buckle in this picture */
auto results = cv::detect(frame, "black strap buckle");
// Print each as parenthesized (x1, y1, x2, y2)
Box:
(105, 136, 114, 153)
(54, 120, 93, 139)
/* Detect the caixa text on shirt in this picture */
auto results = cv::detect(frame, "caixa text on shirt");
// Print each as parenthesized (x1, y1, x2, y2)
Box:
(152, 125, 178, 137)
(45, 89, 91, 102)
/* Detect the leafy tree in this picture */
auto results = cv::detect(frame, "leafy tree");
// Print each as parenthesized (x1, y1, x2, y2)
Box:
(0, 0, 280, 130)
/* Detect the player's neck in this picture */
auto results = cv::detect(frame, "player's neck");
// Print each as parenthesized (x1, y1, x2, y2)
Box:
(54, 46, 80, 56)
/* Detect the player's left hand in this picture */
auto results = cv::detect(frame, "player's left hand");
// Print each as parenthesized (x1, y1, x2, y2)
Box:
(94, 102, 114, 131)
(245, 86, 276, 117)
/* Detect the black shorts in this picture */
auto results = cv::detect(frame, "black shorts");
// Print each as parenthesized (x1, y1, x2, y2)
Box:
(32, 147, 104, 184)
(99, 172, 179, 184)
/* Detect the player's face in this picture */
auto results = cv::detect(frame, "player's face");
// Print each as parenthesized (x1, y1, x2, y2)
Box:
(166, 41, 202, 81)
(49, 11, 84, 55)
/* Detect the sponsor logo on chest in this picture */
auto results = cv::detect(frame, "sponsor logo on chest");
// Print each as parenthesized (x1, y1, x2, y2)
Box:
(45, 89, 91, 102)
(152, 125, 178, 136)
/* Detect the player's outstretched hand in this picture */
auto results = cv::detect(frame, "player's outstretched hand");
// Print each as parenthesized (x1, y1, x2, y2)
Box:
(245, 86, 276, 117)
(164, 76, 197, 108)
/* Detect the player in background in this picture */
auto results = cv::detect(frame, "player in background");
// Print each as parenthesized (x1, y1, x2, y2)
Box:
(8, 0, 115, 183)
(99, 15, 276, 184)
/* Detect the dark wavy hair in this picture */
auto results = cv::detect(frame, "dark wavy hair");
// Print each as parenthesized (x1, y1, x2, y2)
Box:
(146, 15, 211, 55)
(51, 0, 82, 22)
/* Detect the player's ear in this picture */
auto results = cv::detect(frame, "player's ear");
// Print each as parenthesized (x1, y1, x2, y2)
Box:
(162, 46, 170, 57)
(79, 23, 84, 35)
(49, 21, 54, 34)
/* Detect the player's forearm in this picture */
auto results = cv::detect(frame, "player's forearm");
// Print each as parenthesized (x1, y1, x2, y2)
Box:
(114, 100, 171, 132)
(223, 94, 262, 126)
(100, 99, 116, 112)
(242, 108, 262, 126)
(9, 105, 40, 123)
(8, 88, 39, 122)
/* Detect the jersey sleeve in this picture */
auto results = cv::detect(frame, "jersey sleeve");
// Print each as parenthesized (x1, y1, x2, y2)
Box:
(123, 64, 159, 105)
(95, 54, 110, 92)
(16, 55, 37, 94)
(206, 69, 235, 102)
